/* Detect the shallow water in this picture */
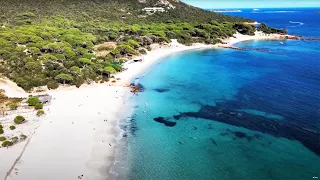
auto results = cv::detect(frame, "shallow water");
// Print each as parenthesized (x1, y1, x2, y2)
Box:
(113, 8, 320, 180)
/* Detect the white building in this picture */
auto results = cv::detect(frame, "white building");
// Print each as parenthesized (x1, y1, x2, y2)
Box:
(142, 7, 165, 12)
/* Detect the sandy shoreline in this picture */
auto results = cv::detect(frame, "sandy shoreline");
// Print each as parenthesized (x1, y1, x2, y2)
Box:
(0, 31, 286, 180)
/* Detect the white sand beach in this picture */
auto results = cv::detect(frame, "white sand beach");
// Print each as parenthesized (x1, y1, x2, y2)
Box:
(222, 31, 285, 46)
(2, 85, 131, 180)
(0, 32, 287, 180)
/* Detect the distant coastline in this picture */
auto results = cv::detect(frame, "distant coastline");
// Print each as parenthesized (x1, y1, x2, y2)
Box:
(211, 9, 242, 12)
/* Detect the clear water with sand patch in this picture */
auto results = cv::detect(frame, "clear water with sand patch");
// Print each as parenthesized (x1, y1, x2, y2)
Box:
(112, 8, 320, 180)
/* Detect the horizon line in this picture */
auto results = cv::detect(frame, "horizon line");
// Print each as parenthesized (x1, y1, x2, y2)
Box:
(203, 7, 320, 9)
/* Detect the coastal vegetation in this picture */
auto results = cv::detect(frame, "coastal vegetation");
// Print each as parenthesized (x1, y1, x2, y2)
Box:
(14, 115, 25, 124)
(258, 23, 288, 34)
(0, 0, 286, 91)
(0, 136, 6, 141)
(34, 103, 43, 110)
(36, 110, 45, 116)
(0, 89, 22, 114)
(20, 134, 27, 140)
(9, 125, 16, 130)
(27, 97, 40, 106)
(6, 103, 19, 110)
(2, 140, 13, 147)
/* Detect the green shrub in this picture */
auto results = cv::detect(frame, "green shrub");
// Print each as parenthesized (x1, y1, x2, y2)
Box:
(0, 124, 3, 129)
(0, 128, 3, 134)
(27, 96, 40, 106)
(139, 49, 147, 54)
(146, 46, 152, 51)
(34, 103, 43, 109)
(7, 103, 19, 110)
(20, 134, 27, 140)
(9, 125, 16, 130)
(47, 80, 59, 90)
(36, 110, 45, 116)
(0, 136, 6, 141)
(14, 115, 25, 124)
(2, 141, 13, 147)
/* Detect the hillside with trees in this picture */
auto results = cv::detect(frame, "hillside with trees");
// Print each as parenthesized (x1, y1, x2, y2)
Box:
(0, 0, 286, 91)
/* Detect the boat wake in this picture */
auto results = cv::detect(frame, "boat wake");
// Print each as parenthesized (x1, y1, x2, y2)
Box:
(289, 21, 304, 27)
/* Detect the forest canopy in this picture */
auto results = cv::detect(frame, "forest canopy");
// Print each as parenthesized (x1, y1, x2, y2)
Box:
(0, 0, 286, 91)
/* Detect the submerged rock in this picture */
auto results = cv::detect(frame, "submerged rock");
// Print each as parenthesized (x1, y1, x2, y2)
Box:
(130, 83, 145, 94)
(211, 138, 218, 146)
(174, 104, 320, 156)
(153, 117, 176, 127)
(153, 88, 170, 93)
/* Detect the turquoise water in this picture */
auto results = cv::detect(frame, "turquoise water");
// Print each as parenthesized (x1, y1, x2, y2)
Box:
(112, 8, 320, 180)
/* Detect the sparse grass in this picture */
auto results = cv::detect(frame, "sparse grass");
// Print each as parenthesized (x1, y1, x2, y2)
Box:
(6, 103, 19, 110)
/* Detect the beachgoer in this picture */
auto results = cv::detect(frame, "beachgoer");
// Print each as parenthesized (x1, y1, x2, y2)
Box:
(109, 143, 112, 146)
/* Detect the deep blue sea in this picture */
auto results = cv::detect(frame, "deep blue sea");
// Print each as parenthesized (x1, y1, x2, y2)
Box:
(111, 8, 320, 180)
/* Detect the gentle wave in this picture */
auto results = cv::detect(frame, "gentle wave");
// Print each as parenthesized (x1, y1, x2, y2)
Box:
(254, 11, 299, 13)
(289, 21, 304, 27)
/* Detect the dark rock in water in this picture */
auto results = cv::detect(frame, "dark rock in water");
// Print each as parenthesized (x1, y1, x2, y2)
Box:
(211, 138, 218, 146)
(130, 126, 138, 135)
(193, 126, 198, 130)
(153, 117, 176, 127)
(220, 132, 229, 136)
(136, 83, 145, 91)
(222, 130, 258, 142)
(130, 83, 145, 93)
(234, 131, 246, 138)
(174, 105, 320, 156)
(129, 118, 138, 136)
(173, 115, 181, 120)
(153, 88, 170, 93)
